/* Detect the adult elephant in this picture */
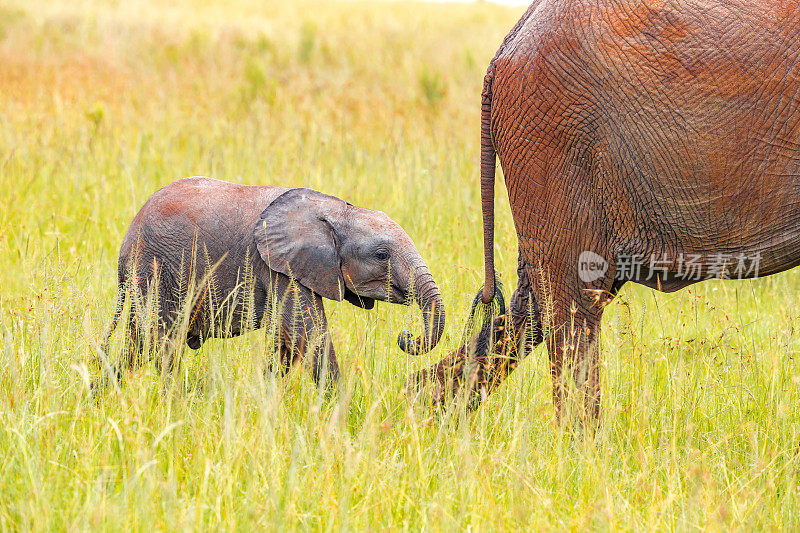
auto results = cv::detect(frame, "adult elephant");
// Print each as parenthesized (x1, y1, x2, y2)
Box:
(409, 0, 800, 420)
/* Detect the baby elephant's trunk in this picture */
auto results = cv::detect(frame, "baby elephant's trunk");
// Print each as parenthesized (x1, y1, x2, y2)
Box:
(397, 267, 445, 355)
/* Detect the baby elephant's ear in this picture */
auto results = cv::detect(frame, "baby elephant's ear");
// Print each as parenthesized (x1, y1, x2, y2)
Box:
(254, 188, 346, 301)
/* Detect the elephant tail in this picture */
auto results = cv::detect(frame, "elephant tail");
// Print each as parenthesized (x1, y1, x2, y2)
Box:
(476, 65, 505, 316)
(480, 66, 497, 304)
(477, 0, 544, 310)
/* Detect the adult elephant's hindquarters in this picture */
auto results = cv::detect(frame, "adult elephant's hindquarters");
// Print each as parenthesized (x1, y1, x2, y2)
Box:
(409, 0, 800, 420)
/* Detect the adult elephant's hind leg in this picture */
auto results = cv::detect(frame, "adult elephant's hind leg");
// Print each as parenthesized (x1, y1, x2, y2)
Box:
(545, 295, 604, 423)
(537, 256, 616, 424)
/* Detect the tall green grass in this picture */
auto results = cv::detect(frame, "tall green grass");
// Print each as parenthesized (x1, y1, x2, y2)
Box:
(1, 0, 799, 529)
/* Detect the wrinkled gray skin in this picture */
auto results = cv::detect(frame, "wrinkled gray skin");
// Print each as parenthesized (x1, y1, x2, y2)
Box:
(93, 177, 445, 390)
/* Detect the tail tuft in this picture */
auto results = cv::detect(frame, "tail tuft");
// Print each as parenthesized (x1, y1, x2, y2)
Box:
(465, 276, 505, 338)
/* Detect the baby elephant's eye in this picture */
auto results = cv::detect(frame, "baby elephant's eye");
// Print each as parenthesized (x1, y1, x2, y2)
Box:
(375, 249, 390, 261)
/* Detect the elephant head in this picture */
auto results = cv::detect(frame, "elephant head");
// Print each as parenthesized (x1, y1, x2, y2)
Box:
(254, 188, 445, 354)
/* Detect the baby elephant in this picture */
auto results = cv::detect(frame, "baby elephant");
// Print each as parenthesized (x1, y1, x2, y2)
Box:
(94, 177, 445, 390)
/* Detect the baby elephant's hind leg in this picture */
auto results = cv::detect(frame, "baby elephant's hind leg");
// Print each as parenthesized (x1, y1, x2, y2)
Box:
(154, 327, 182, 392)
(92, 309, 182, 394)
(91, 311, 146, 393)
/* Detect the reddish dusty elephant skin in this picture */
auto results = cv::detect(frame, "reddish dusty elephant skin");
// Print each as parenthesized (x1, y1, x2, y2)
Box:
(93, 177, 445, 392)
(409, 0, 800, 419)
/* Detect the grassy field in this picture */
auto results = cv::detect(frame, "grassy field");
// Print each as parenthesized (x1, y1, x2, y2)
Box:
(2, 0, 800, 529)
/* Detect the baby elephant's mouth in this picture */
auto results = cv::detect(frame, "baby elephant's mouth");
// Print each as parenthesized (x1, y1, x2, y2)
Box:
(390, 283, 410, 305)
(344, 288, 375, 309)
(342, 284, 408, 307)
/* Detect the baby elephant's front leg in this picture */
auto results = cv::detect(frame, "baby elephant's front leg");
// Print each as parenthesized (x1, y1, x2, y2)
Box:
(278, 278, 339, 389)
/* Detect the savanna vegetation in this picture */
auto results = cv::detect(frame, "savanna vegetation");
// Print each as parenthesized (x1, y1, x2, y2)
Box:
(1, 0, 799, 529)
